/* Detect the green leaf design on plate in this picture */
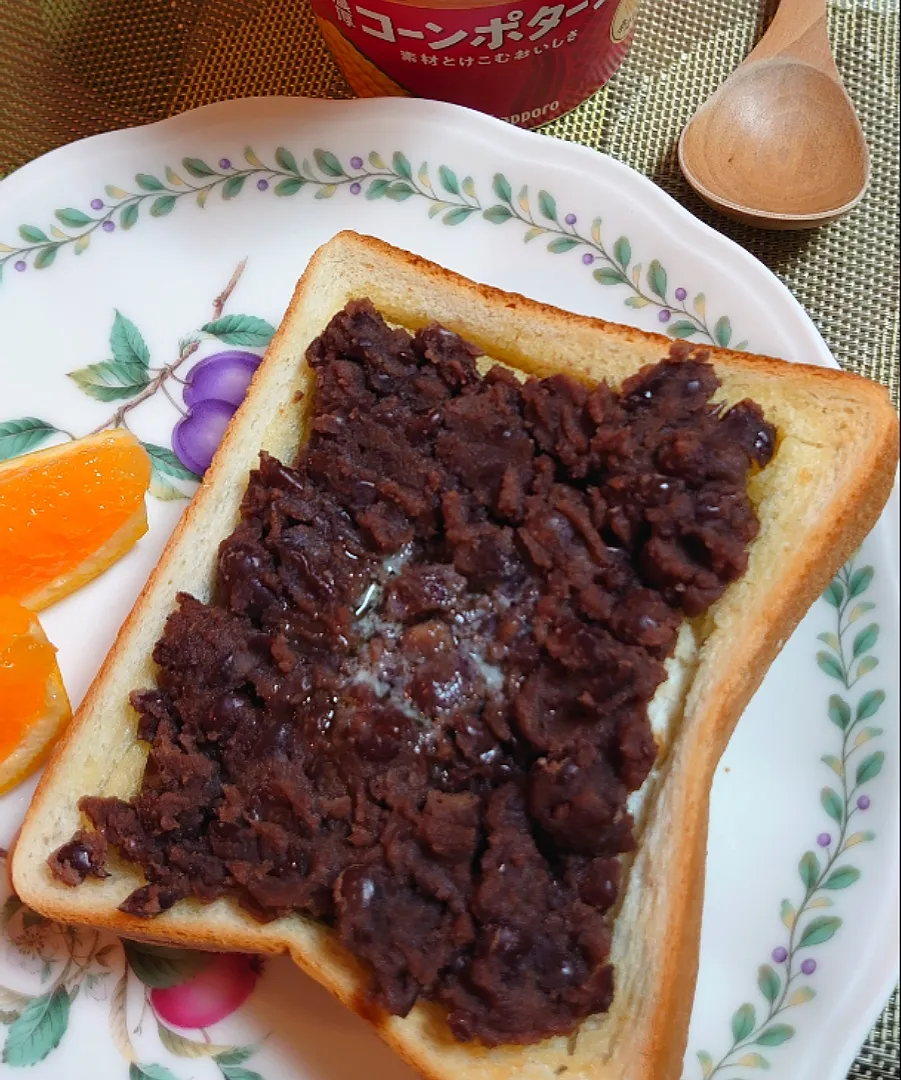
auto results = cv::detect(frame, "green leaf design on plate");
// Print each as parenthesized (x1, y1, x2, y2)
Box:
(798, 915, 841, 947)
(848, 601, 876, 624)
(392, 151, 413, 182)
(647, 259, 667, 300)
(219, 1067, 264, 1080)
(735, 1052, 770, 1069)
(214, 1047, 256, 1066)
(594, 267, 626, 286)
(275, 146, 299, 174)
(0, 418, 60, 460)
(757, 965, 780, 1004)
(130, 1065, 180, 1080)
(817, 652, 844, 681)
(854, 726, 883, 747)
(368, 151, 385, 169)
(492, 174, 513, 204)
(613, 236, 631, 268)
(849, 566, 874, 597)
(462, 176, 477, 200)
(828, 694, 851, 730)
(537, 190, 558, 222)
(315, 149, 345, 178)
(110, 310, 151, 369)
(439, 166, 460, 195)
(34, 246, 59, 269)
(121, 202, 140, 230)
(55, 208, 93, 228)
(857, 690, 885, 720)
(123, 942, 212, 989)
(150, 195, 177, 217)
(366, 179, 391, 200)
(156, 1021, 234, 1058)
(384, 182, 414, 202)
(823, 866, 861, 890)
(74, 233, 90, 255)
(788, 986, 817, 1007)
(165, 167, 186, 187)
(667, 320, 699, 339)
(443, 207, 475, 226)
(856, 751, 885, 785)
(149, 472, 187, 501)
(852, 623, 879, 658)
(845, 830, 876, 847)
(2, 987, 70, 1066)
(755, 1025, 795, 1047)
(817, 631, 840, 651)
(799, 851, 819, 890)
(483, 205, 513, 224)
(222, 175, 247, 200)
(857, 656, 879, 678)
(136, 174, 164, 192)
(821, 753, 844, 777)
(202, 314, 275, 347)
(143, 443, 200, 482)
(820, 787, 844, 825)
(697, 1050, 714, 1078)
(275, 177, 306, 196)
(823, 580, 844, 607)
(182, 157, 215, 178)
(547, 236, 581, 254)
(731, 1003, 756, 1042)
(18, 225, 49, 244)
(67, 361, 150, 402)
(714, 315, 733, 347)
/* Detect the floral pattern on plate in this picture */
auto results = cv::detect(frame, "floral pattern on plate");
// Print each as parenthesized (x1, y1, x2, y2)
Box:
(0, 878, 266, 1078)
(0, 149, 742, 348)
(0, 261, 274, 498)
(690, 557, 887, 1078)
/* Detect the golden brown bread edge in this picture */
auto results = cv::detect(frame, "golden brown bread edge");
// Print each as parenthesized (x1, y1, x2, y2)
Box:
(12, 232, 899, 1080)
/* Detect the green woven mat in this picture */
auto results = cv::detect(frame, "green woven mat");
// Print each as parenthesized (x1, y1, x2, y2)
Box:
(0, 1, 898, 1075)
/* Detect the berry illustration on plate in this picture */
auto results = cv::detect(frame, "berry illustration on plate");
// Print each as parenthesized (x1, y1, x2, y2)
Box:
(173, 350, 264, 475)
(151, 954, 262, 1029)
(183, 350, 262, 409)
(173, 399, 237, 475)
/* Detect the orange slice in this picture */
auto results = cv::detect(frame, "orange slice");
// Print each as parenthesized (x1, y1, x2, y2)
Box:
(0, 429, 152, 611)
(0, 597, 72, 794)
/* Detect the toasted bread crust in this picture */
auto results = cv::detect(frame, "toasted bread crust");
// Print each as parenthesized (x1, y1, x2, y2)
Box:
(13, 233, 899, 1080)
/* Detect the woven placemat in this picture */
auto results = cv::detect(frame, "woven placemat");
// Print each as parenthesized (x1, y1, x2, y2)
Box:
(0, 1, 898, 1075)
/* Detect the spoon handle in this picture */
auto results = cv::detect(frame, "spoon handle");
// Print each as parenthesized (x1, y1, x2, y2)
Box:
(749, 0, 836, 73)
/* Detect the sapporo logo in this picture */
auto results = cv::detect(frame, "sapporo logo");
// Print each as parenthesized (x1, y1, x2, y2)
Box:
(610, 0, 640, 43)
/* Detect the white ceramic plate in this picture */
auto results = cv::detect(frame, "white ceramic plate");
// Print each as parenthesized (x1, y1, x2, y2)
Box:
(0, 97, 897, 1080)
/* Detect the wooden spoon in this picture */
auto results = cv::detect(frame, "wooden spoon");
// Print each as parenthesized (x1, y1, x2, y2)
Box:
(678, 0, 870, 229)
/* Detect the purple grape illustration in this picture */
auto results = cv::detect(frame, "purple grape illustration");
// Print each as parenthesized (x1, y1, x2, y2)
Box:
(173, 399, 237, 476)
(183, 350, 262, 408)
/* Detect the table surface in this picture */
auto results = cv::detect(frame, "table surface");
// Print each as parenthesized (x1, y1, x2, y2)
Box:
(0, 0, 898, 1076)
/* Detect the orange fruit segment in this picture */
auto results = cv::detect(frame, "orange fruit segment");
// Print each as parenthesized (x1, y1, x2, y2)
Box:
(0, 429, 152, 611)
(0, 597, 72, 795)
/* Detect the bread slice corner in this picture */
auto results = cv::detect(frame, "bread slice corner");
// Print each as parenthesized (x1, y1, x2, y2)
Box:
(12, 231, 899, 1080)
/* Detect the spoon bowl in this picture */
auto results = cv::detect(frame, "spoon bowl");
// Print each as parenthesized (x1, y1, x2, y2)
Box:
(679, 0, 870, 229)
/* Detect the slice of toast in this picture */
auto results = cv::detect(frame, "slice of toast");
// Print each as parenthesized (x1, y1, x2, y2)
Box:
(12, 232, 898, 1080)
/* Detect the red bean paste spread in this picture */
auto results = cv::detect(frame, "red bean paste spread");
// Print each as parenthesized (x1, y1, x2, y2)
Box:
(50, 301, 775, 1046)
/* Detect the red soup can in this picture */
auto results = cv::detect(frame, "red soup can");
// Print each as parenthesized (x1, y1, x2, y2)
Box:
(312, 0, 640, 129)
